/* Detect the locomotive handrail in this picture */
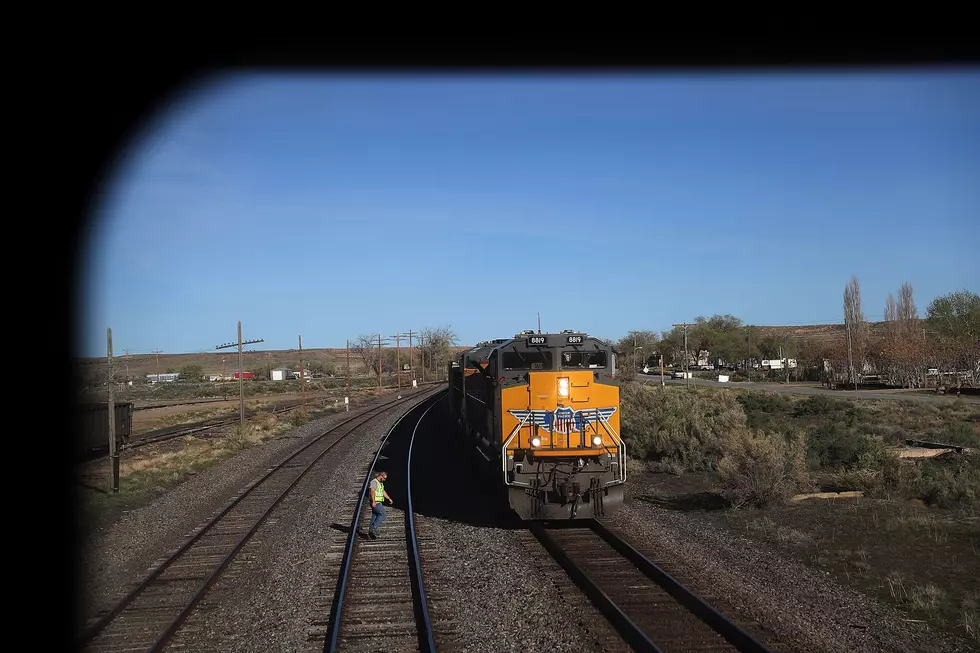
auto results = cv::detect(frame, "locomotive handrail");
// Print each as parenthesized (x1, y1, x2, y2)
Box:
(501, 411, 534, 487)
(594, 414, 627, 485)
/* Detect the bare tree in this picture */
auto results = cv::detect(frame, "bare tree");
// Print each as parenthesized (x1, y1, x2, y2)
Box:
(351, 333, 382, 378)
(416, 325, 459, 380)
(843, 275, 867, 386)
(884, 292, 897, 331)
(896, 281, 919, 338)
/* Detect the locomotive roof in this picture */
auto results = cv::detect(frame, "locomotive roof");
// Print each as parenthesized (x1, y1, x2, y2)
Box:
(458, 330, 609, 366)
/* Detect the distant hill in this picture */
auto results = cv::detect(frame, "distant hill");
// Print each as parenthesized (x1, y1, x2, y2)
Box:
(75, 346, 473, 378)
(748, 322, 890, 341)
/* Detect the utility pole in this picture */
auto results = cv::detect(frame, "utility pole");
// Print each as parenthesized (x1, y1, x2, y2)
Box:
(216, 321, 264, 435)
(151, 349, 163, 378)
(346, 339, 351, 410)
(408, 329, 415, 386)
(660, 354, 665, 389)
(673, 323, 695, 388)
(107, 328, 119, 493)
(298, 334, 307, 418)
(538, 312, 541, 334)
(391, 332, 405, 389)
(378, 334, 383, 388)
(419, 332, 425, 384)
(784, 335, 790, 384)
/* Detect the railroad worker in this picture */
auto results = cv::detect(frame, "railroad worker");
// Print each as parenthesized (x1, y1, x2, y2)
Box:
(368, 470, 392, 540)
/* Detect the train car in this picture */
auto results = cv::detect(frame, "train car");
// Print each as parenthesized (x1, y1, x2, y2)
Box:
(448, 330, 625, 520)
(76, 401, 134, 461)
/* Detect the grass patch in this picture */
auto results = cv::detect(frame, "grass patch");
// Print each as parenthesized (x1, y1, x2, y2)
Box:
(77, 405, 334, 525)
(627, 384, 980, 645)
(716, 497, 980, 645)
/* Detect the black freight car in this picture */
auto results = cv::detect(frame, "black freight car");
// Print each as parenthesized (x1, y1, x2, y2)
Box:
(76, 401, 133, 461)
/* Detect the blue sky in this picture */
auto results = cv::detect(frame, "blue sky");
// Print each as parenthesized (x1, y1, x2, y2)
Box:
(78, 70, 980, 357)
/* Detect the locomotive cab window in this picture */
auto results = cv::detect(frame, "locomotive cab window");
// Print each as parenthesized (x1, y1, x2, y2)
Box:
(560, 351, 608, 369)
(502, 351, 553, 371)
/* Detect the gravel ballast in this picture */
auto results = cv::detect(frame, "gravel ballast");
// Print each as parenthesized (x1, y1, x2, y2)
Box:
(74, 387, 439, 641)
(408, 399, 624, 653)
(602, 473, 973, 653)
(77, 386, 970, 653)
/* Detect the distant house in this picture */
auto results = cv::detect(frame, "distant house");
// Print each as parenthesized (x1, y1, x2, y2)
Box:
(271, 368, 291, 381)
(147, 373, 180, 383)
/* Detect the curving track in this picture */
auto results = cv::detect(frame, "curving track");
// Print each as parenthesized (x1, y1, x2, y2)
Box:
(531, 519, 779, 653)
(324, 390, 445, 653)
(76, 386, 442, 653)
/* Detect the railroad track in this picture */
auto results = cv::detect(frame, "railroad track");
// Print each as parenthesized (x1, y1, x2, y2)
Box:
(76, 385, 443, 653)
(121, 399, 308, 451)
(530, 519, 778, 653)
(323, 390, 445, 652)
(121, 382, 446, 452)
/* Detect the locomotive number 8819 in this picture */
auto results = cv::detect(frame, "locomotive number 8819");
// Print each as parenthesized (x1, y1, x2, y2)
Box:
(448, 329, 625, 520)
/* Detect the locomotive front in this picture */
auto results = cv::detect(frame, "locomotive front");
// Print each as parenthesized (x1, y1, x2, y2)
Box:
(499, 331, 625, 519)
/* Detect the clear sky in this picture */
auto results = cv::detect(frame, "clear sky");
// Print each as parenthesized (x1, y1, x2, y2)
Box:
(78, 70, 980, 357)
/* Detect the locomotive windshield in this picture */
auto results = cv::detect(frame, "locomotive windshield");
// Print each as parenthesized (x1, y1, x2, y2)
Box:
(560, 350, 608, 369)
(502, 350, 553, 370)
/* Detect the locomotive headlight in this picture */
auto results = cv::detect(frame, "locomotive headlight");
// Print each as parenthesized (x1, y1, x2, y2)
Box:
(531, 437, 541, 447)
(593, 436, 602, 446)
(557, 377, 569, 397)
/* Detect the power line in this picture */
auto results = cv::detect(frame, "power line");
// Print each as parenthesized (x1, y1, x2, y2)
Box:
(216, 321, 265, 434)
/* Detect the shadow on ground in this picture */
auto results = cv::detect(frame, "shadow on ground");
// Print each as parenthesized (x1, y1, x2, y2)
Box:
(374, 396, 523, 529)
(635, 491, 731, 511)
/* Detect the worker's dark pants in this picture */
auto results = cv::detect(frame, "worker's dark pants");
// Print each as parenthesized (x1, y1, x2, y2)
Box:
(370, 504, 386, 532)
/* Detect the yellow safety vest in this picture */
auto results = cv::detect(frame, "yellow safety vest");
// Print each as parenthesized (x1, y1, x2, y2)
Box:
(374, 480, 384, 503)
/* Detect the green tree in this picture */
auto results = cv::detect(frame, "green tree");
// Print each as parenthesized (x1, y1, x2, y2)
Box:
(180, 364, 204, 380)
(926, 289, 980, 341)
(926, 289, 980, 384)
(615, 330, 660, 367)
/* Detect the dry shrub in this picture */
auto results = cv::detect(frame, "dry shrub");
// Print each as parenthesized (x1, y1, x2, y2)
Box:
(291, 410, 310, 427)
(250, 411, 278, 431)
(225, 422, 259, 450)
(836, 441, 980, 510)
(717, 427, 811, 509)
(620, 383, 748, 471)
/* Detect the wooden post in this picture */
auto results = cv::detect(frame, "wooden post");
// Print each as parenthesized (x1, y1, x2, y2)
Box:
(107, 328, 119, 493)
(346, 339, 350, 411)
(238, 321, 245, 429)
(299, 334, 307, 417)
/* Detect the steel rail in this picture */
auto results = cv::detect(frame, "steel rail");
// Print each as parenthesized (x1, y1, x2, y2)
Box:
(588, 519, 774, 652)
(325, 389, 446, 652)
(528, 521, 663, 653)
(77, 386, 440, 651)
(405, 394, 445, 653)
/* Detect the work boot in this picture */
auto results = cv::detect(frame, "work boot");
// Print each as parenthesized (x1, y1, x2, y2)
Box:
(368, 530, 377, 540)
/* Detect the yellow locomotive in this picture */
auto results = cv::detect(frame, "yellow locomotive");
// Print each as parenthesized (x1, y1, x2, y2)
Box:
(448, 330, 625, 520)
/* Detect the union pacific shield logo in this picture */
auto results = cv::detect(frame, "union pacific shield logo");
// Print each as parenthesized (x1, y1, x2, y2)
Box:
(508, 406, 617, 433)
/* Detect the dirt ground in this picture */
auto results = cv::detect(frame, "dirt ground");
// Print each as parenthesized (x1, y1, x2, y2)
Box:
(131, 391, 353, 433)
(629, 468, 980, 645)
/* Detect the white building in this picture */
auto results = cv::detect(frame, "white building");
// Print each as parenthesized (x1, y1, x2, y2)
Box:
(147, 373, 180, 383)
(271, 368, 291, 381)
